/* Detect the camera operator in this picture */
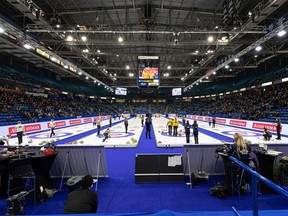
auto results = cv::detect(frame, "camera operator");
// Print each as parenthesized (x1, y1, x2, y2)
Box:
(63, 175, 98, 214)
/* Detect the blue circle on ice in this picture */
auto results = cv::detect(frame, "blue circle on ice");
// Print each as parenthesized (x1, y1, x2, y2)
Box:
(97, 132, 135, 138)
(28, 132, 73, 139)
(222, 131, 262, 137)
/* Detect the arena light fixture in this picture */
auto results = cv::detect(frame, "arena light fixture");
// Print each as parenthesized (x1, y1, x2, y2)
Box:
(94, 80, 97, 83)
(207, 36, 214, 42)
(81, 36, 87, 41)
(225, 65, 229, 69)
(0, 27, 4, 33)
(126, 65, 130, 70)
(97, 49, 101, 53)
(212, 71, 216, 75)
(51, 57, 57, 62)
(262, 81, 272, 87)
(66, 35, 73, 41)
(167, 65, 171, 69)
(277, 30, 286, 37)
(118, 36, 123, 42)
(64, 65, 68, 69)
(234, 58, 239, 62)
(255, 46, 262, 51)
(56, 24, 60, 28)
(78, 71, 82, 75)
(23, 44, 32, 49)
(221, 36, 227, 41)
(86, 76, 89, 80)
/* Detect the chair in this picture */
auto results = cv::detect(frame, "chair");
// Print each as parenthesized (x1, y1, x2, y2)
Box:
(231, 152, 261, 198)
(7, 157, 36, 205)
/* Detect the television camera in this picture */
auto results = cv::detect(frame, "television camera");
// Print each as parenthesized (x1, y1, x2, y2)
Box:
(6, 189, 34, 215)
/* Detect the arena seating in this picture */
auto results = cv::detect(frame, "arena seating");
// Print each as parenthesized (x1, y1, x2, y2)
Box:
(1, 61, 288, 126)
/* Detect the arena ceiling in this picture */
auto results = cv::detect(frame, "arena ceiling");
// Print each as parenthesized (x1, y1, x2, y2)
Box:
(0, 0, 288, 96)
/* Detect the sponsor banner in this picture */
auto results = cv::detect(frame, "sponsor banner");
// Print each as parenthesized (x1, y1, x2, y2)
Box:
(168, 114, 177, 118)
(25, 124, 41, 133)
(8, 123, 42, 134)
(205, 117, 211, 121)
(197, 116, 204, 120)
(229, 120, 247, 127)
(1, 115, 110, 135)
(8, 126, 17, 135)
(252, 122, 280, 132)
(84, 118, 92, 123)
(47, 121, 66, 128)
(69, 119, 82, 125)
(216, 118, 226, 124)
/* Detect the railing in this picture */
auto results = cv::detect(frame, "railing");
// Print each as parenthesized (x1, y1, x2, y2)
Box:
(229, 156, 288, 216)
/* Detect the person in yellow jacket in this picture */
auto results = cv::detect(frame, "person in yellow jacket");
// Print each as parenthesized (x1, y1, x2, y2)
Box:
(166, 119, 173, 136)
(173, 117, 179, 136)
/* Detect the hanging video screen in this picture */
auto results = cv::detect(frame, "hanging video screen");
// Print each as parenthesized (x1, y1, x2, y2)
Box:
(137, 56, 160, 87)
(172, 88, 182, 96)
(115, 87, 127, 96)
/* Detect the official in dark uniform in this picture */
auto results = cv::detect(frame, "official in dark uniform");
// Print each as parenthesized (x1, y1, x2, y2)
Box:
(192, 120, 199, 144)
(276, 118, 281, 140)
(184, 120, 191, 143)
(145, 117, 152, 139)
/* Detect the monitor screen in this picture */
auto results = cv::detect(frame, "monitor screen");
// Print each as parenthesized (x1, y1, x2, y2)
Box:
(138, 67, 159, 87)
(137, 56, 160, 88)
(115, 87, 127, 96)
(172, 88, 182, 96)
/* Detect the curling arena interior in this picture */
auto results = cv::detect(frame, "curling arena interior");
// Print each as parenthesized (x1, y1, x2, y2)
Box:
(1, 0, 288, 216)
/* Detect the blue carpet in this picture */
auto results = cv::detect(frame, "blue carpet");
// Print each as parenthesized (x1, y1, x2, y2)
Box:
(0, 120, 287, 215)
